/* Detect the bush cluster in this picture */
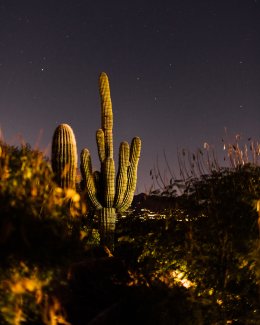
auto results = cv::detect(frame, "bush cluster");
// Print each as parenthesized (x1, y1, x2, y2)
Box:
(0, 142, 87, 324)
(0, 140, 259, 324)
(116, 164, 260, 324)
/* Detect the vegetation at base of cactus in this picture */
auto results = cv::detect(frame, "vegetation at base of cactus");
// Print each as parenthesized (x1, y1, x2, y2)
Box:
(0, 142, 88, 262)
(80, 72, 141, 249)
(0, 262, 71, 325)
(0, 135, 259, 324)
(116, 163, 260, 324)
(0, 142, 87, 324)
(51, 123, 78, 190)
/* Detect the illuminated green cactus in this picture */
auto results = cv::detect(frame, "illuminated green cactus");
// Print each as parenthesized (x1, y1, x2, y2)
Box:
(80, 72, 141, 249)
(51, 123, 78, 190)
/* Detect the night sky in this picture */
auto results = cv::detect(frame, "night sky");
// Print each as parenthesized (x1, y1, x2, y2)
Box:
(0, 0, 259, 192)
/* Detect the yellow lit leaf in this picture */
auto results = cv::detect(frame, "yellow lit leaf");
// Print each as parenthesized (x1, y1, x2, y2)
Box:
(80, 230, 87, 240)
(31, 187, 38, 197)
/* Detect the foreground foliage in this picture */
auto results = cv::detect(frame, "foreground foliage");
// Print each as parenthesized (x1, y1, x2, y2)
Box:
(0, 141, 259, 324)
(0, 142, 87, 324)
(116, 164, 260, 324)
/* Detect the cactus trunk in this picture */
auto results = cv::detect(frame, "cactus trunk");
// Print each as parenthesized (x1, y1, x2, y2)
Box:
(99, 208, 116, 249)
(51, 124, 77, 189)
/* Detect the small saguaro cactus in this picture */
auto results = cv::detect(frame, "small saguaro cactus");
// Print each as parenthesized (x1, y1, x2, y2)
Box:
(51, 123, 78, 190)
(80, 72, 141, 249)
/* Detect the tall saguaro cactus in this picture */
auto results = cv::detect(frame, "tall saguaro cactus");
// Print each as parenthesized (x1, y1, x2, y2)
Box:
(80, 72, 141, 249)
(51, 123, 78, 190)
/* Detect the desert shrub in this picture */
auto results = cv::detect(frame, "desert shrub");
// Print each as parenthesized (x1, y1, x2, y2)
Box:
(0, 261, 71, 325)
(116, 164, 260, 324)
(0, 142, 87, 324)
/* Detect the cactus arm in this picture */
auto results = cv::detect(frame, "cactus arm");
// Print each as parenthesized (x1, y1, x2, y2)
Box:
(99, 72, 113, 158)
(51, 124, 77, 189)
(98, 72, 116, 208)
(114, 141, 130, 207)
(80, 148, 102, 210)
(96, 129, 105, 163)
(117, 137, 141, 212)
(93, 170, 101, 201)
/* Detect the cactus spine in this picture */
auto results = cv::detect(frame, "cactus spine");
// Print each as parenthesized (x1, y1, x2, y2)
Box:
(51, 124, 78, 189)
(80, 72, 141, 249)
